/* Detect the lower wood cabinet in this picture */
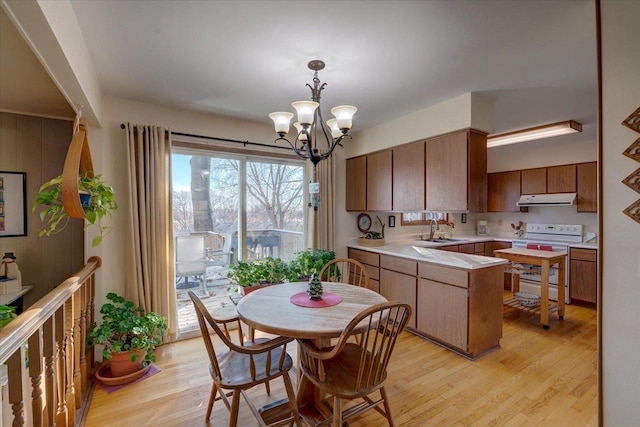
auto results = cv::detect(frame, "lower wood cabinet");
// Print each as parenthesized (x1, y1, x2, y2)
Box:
(380, 255, 417, 328)
(417, 279, 468, 351)
(570, 248, 597, 304)
(348, 247, 380, 293)
(485, 241, 512, 290)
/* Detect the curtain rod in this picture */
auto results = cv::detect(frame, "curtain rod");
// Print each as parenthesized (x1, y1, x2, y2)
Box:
(119, 123, 291, 151)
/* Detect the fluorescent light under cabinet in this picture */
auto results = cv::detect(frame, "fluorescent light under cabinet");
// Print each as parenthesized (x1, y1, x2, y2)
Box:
(487, 120, 582, 148)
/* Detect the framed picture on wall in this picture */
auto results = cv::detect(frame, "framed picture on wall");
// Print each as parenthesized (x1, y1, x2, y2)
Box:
(0, 171, 27, 237)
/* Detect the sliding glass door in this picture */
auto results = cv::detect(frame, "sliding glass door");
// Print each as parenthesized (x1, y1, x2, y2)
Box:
(172, 149, 306, 334)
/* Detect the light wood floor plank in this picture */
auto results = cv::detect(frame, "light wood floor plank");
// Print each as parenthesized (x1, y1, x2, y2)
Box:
(84, 301, 597, 426)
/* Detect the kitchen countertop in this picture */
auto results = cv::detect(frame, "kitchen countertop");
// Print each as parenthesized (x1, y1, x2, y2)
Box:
(347, 234, 598, 270)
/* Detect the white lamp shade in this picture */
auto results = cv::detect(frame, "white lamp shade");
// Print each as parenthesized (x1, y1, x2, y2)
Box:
(268, 112, 294, 134)
(294, 122, 308, 141)
(326, 118, 342, 139)
(292, 101, 319, 125)
(331, 105, 357, 129)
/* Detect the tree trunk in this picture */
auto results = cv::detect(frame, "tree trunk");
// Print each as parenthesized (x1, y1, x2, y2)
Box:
(190, 156, 213, 231)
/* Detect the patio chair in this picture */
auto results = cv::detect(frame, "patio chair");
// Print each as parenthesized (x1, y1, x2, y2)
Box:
(175, 235, 208, 292)
(188, 291, 301, 426)
(319, 258, 370, 289)
(297, 301, 411, 427)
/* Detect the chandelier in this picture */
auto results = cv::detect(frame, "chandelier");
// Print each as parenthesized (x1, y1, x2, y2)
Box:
(269, 60, 357, 166)
(268, 60, 357, 210)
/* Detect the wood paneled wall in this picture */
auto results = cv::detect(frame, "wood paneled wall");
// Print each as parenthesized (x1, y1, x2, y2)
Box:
(0, 112, 84, 307)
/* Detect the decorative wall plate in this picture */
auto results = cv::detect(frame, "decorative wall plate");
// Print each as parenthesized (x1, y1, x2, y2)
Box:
(623, 138, 640, 162)
(622, 107, 640, 133)
(623, 199, 640, 224)
(622, 168, 640, 194)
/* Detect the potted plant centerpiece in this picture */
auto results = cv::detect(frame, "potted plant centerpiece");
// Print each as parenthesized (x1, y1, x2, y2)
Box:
(88, 292, 167, 380)
(33, 174, 118, 247)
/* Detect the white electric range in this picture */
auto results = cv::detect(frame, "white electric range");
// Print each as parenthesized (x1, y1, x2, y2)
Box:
(511, 223, 583, 304)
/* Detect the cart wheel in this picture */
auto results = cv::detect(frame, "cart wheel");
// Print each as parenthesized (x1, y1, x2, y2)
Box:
(543, 324, 550, 330)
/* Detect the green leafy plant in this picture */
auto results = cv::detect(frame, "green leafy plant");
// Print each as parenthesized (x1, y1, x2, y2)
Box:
(228, 257, 290, 289)
(287, 249, 336, 280)
(32, 174, 118, 247)
(88, 292, 167, 366)
(0, 305, 17, 329)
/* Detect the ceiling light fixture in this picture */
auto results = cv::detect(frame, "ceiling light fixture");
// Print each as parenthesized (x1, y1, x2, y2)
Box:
(269, 60, 357, 210)
(487, 120, 582, 148)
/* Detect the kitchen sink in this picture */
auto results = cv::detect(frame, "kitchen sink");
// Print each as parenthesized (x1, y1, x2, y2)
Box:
(417, 237, 469, 243)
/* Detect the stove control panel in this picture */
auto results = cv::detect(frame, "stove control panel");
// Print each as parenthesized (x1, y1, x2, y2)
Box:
(525, 223, 583, 237)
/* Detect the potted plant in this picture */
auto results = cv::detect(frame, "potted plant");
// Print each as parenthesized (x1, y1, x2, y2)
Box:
(286, 249, 336, 281)
(228, 257, 289, 295)
(88, 292, 167, 378)
(33, 173, 118, 247)
(358, 215, 386, 247)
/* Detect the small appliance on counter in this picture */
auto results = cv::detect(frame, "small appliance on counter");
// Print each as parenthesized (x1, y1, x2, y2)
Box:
(477, 220, 489, 236)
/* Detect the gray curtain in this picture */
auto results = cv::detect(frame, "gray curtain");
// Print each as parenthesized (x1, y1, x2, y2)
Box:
(124, 123, 177, 340)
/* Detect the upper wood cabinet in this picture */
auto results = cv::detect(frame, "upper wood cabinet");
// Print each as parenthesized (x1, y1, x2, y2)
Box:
(366, 150, 393, 211)
(426, 129, 487, 212)
(488, 170, 521, 212)
(547, 164, 577, 193)
(577, 162, 597, 212)
(345, 156, 367, 212)
(521, 167, 547, 194)
(393, 141, 425, 211)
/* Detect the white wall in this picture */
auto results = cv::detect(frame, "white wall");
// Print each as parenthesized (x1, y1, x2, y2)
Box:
(601, 1, 640, 423)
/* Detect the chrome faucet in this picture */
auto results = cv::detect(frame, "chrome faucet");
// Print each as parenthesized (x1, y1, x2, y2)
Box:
(429, 219, 438, 240)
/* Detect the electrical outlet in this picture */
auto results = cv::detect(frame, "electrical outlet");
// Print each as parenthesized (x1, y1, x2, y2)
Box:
(498, 219, 503, 226)
(461, 213, 467, 223)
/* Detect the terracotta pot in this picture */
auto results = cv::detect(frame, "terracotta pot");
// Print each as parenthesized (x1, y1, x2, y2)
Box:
(239, 282, 280, 296)
(109, 349, 146, 377)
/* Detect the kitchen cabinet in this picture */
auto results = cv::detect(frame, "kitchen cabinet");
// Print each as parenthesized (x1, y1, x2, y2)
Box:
(345, 156, 367, 212)
(348, 247, 380, 293)
(521, 167, 547, 194)
(570, 247, 597, 304)
(577, 162, 597, 212)
(379, 255, 417, 328)
(485, 241, 512, 290)
(426, 129, 487, 212)
(547, 164, 576, 193)
(488, 170, 521, 212)
(393, 141, 425, 211)
(417, 262, 503, 358)
(366, 150, 392, 211)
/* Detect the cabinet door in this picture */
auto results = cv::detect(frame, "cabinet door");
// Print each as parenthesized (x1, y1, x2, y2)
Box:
(345, 156, 367, 212)
(426, 131, 468, 211)
(547, 164, 576, 193)
(417, 279, 468, 351)
(521, 168, 547, 194)
(393, 141, 425, 211)
(366, 150, 392, 211)
(485, 241, 512, 289)
(577, 162, 597, 212)
(488, 171, 521, 212)
(570, 259, 597, 303)
(380, 269, 416, 328)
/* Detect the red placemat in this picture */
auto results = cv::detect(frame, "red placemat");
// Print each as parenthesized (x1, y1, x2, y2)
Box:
(290, 291, 343, 308)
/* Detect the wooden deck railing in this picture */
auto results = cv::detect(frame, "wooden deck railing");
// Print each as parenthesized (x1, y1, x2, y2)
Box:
(0, 256, 101, 426)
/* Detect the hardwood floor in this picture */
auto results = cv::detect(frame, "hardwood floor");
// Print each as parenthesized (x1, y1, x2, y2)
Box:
(84, 300, 597, 426)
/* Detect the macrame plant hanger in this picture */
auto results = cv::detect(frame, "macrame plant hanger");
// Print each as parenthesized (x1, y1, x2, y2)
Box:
(61, 109, 94, 218)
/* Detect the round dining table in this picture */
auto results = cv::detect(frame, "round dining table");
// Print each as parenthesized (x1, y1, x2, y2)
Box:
(236, 282, 388, 339)
(236, 281, 388, 425)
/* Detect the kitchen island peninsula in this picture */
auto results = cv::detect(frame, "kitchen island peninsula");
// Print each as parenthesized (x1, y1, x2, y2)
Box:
(347, 239, 509, 359)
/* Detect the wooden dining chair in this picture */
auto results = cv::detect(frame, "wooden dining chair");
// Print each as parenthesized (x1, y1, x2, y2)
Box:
(319, 258, 370, 288)
(188, 291, 301, 426)
(297, 301, 411, 427)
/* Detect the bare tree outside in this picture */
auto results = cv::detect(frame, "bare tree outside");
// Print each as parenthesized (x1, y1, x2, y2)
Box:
(190, 156, 213, 231)
(172, 191, 193, 231)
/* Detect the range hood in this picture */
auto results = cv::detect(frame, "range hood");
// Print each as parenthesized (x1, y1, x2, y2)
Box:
(517, 193, 577, 207)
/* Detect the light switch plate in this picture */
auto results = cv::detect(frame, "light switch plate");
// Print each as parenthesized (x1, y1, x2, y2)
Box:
(461, 213, 467, 223)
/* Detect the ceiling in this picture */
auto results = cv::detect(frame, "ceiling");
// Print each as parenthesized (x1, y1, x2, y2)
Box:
(2, 1, 597, 139)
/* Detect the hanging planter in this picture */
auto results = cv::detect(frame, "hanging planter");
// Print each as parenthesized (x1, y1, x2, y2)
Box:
(32, 118, 117, 247)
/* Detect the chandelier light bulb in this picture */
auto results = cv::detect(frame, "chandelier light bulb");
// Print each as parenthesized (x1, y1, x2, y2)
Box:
(294, 122, 308, 141)
(292, 101, 319, 125)
(268, 112, 294, 134)
(331, 105, 357, 130)
(326, 119, 342, 139)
